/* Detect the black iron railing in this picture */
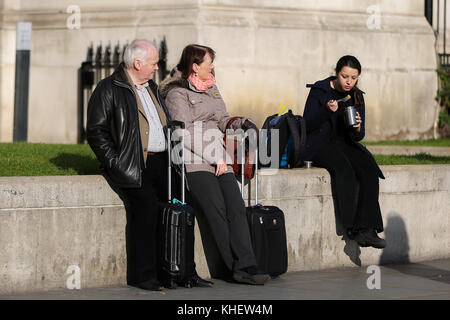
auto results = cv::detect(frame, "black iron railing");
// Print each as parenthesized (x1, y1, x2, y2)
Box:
(77, 38, 169, 143)
(425, 0, 450, 69)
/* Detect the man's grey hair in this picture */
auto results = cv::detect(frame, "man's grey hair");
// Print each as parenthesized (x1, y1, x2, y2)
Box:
(123, 39, 156, 68)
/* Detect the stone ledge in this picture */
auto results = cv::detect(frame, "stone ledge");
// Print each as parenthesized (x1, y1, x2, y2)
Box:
(0, 165, 449, 293)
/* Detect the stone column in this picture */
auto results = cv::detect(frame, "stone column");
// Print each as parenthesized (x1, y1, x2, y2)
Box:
(0, 0, 18, 142)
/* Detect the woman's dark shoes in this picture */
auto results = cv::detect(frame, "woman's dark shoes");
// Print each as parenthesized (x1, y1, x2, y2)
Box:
(353, 229, 386, 249)
(232, 267, 270, 285)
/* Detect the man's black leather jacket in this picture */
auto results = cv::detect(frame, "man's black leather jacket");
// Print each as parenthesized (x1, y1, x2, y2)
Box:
(87, 63, 168, 188)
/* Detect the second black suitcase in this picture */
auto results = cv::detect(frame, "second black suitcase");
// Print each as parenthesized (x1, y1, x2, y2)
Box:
(234, 132, 288, 277)
(246, 204, 288, 277)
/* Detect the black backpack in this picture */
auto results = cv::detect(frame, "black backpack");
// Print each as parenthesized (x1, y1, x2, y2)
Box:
(260, 110, 306, 168)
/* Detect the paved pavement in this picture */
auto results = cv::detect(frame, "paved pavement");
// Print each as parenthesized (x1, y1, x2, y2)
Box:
(1, 258, 449, 301)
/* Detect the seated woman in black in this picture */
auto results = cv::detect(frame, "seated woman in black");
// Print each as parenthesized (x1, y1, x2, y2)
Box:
(302, 55, 386, 249)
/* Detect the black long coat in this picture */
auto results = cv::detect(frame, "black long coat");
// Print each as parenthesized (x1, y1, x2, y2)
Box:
(302, 76, 384, 179)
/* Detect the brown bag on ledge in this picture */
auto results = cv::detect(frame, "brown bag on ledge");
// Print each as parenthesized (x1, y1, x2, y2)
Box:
(223, 116, 256, 180)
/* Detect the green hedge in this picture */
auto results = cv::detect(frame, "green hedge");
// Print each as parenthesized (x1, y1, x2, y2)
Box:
(436, 67, 450, 132)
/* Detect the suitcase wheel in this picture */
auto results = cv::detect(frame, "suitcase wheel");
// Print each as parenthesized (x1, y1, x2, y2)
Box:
(183, 280, 193, 289)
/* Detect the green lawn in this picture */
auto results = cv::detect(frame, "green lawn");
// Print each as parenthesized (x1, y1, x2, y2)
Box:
(374, 153, 450, 165)
(0, 142, 101, 176)
(364, 138, 450, 147)
(0, 142, 449, 177)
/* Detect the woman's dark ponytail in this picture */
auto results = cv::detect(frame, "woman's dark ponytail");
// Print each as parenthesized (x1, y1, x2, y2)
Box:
(335, 55, 363, 107)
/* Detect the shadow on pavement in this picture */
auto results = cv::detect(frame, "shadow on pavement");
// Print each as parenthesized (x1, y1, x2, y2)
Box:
(380, 213, 450, 286)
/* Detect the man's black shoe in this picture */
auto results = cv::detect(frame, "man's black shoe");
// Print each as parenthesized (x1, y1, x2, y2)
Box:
(353, 229, 386, 249)
(191, 275, 214, 287)
(182, 275, 214, 288)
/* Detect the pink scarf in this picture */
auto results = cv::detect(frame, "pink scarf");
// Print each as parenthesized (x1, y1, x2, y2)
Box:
(188, 73, 216, 91)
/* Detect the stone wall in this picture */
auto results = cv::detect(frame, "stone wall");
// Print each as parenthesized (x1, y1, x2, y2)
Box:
(0, 0, 439, 142)
(0, 165, 449, 294)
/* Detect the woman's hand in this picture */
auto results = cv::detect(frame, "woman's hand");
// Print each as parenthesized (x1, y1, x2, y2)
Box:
(326, 100, 338, 112)
(353, 112, 362, 133)
(215, 158, 228, 176)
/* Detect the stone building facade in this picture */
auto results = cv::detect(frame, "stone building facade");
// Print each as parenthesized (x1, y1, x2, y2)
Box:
(0, 0, 440, 143)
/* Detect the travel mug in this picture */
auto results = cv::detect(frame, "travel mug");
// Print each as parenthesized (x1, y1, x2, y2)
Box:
(344, 106, 357, 126)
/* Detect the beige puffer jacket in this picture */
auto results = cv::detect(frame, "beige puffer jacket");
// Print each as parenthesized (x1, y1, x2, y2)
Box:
(159, 73, 245, 174)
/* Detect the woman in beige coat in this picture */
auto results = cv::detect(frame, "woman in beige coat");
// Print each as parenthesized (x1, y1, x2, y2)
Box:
(160, 44, 269, 285)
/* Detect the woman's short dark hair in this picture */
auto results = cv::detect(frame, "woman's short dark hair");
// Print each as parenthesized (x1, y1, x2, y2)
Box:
(176, 44, 216, 79)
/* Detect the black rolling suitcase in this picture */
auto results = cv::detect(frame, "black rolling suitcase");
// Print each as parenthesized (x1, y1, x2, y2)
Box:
(246, 203, 288, 277)
(157, 120, 195, 289)
(236, 134, 288, 277)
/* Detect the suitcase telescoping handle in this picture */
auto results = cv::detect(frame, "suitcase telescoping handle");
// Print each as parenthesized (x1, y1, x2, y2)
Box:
(238, 131, 258, 206)
(167, 120, 186, 204)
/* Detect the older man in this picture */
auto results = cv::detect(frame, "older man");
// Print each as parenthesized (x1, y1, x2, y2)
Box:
(87, 39, 210, 291)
